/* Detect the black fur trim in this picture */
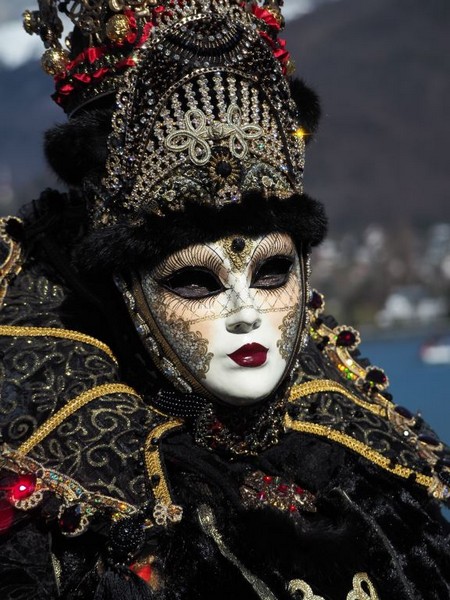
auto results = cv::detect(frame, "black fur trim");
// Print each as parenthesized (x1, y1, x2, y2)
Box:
(289, 78, 322, 141)
(44, 109, 113, 187)
(75, 192, 327, 273)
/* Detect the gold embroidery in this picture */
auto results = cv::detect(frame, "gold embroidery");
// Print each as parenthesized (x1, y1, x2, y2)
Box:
(287, 573, 380, 600)
(347, 573, 380, 600)
(288, 579, 324, 599)
(288, 380, 387, 417)
(144, 420, 184, 521)
(0, 325, 117, 363)
(18, 383, 140, 455)
(0, 217, 23, 309)
(284, 416, 433, 489)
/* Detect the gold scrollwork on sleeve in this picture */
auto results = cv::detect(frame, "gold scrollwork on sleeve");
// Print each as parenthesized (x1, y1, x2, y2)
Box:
(288, 579, 325, 599)
(287, 573, 379, 600)
(347, 573, 379, 600)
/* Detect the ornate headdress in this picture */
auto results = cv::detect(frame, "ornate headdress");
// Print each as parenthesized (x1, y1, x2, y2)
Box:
(26, 1, 326, 262)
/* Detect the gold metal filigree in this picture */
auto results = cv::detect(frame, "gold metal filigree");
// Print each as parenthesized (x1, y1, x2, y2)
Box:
(221, 236, 256, 271)
(165, 105, 263, 166)
(277, 308, 300, 361)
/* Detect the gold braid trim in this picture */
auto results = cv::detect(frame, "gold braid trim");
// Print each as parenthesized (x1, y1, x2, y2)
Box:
(144, 420, 184, 506)
(0, 325, 117, 364)
(284, 415, 433, 489)
(18, 383, 140, 456)
(289, 379, 387, 417)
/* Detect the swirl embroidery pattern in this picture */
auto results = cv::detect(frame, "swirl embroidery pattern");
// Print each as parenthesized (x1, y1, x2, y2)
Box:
(165, 105, 263, 166)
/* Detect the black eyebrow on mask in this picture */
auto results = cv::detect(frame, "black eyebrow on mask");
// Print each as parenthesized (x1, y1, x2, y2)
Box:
(152, 244, 225, 279)
(250, 234, 295, 266)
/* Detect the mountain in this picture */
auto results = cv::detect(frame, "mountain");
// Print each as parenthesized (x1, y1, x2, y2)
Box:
(284, 0, 450, 231)
(0, 61, 61, 210)
(0, 0, 449, 231)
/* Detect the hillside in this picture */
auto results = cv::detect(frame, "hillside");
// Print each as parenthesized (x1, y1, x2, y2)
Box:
(284, 0, 450, 231)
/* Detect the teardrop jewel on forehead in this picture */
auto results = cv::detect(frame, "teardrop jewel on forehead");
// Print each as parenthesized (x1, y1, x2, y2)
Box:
(222, 237, 255, 271)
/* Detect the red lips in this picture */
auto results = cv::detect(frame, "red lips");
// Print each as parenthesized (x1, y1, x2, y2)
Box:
(228, 343, 268, 368)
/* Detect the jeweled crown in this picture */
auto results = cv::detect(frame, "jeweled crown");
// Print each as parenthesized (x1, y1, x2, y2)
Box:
(24, 1, 292, 115)
(26, 1, 307, 223)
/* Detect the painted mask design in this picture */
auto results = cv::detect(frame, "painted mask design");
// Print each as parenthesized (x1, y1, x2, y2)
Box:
(139, 232, 304, 405)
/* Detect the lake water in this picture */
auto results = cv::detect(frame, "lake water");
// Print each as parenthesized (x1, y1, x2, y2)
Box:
(360, 335, 450, 520)
(361, 335, 450, 444)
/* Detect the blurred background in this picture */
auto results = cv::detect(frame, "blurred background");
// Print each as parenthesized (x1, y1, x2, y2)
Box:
(0, 0, 449, 443)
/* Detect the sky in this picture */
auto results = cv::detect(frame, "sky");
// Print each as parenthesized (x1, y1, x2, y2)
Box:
(0, 0, 320, 68)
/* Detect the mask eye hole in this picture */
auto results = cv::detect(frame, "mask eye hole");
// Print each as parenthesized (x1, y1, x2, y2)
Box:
(159, 267, 224, 299)
(252, 256, 293, 289)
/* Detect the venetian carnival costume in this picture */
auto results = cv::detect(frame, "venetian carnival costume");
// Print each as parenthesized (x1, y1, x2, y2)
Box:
(0, 1, 449, 599)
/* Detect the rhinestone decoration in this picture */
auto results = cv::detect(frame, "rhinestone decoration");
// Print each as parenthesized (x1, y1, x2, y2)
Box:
(240, 470, 317, 517)
(1, 443, 138, 537)
(307, 288, 450, 504)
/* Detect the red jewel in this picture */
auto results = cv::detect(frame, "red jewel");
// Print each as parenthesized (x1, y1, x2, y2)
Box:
(295, 486, 304, 495)
(10, 474, 36, 501)
(289, 504, 297, 513)
(133, 564, 152, 583)
(263, 475, 273, 484)
(258, 492, 267, 501)
(336, 330, 357, 348)
(365, 368, 387, 386)
(277, 484, 288, 494)
(210, 419, 223, 433)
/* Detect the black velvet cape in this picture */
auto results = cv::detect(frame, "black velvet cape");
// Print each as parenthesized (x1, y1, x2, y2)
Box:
(0, 194, 449, 600)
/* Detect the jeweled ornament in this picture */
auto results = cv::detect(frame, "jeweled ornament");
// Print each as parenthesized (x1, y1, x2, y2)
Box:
(365, 367, 388, 388)
(335, 327, 361, 350)
(10, 474, 36, 501)
(41, 48, 69, 76)
(106, 14, 132, 42)
(109, 516, 145, 561)
(59, 503, 83, 534)
(308, 290, 324, 312)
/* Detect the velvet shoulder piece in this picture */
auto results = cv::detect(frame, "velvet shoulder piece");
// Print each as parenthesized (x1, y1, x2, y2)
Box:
(285, 289, 450, 507)
(0, 217, 183, 586)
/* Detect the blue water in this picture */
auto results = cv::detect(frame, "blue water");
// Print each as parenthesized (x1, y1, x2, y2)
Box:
(361, 336, 450, 444)
(361, 336, 450, 521)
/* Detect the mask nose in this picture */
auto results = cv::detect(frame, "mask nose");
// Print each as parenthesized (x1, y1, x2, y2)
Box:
(225, 308, 262, 334)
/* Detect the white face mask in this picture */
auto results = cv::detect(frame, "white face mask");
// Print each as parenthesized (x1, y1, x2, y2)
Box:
(138, 232, 304, 406)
